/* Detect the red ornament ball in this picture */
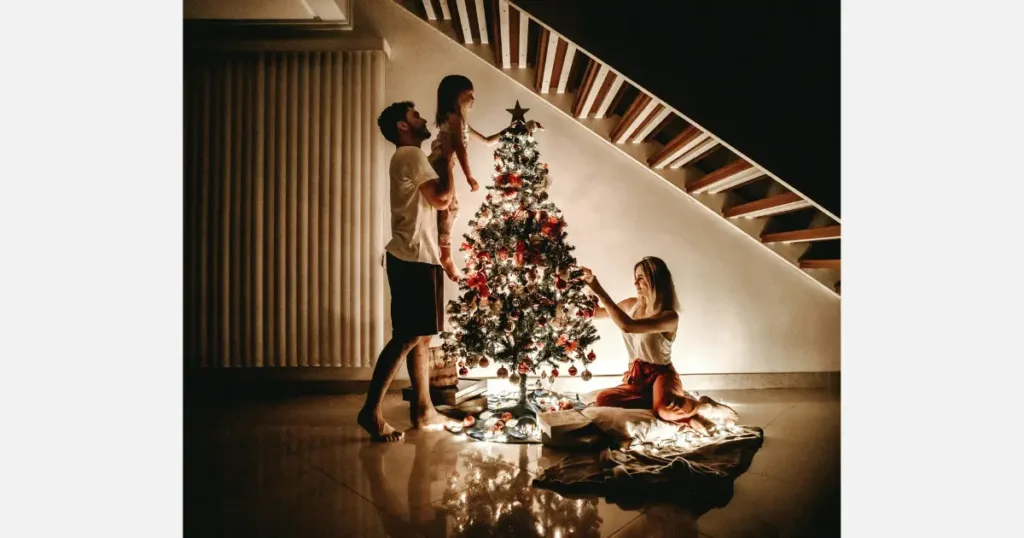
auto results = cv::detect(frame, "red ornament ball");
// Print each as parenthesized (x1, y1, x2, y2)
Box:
(496, 366, 509, 379)
(568, 365, 578, 376)
(459, 367, 469, 377)
(478, 356, 490, 368)
(551, 368, 559, 378)
(586, 351, 597, 363)
(556, 277, 568, 291)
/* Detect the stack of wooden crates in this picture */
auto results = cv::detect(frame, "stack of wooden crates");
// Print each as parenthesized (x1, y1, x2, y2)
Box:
(428, 346, 458, 387)
(402, 347, 487, 409)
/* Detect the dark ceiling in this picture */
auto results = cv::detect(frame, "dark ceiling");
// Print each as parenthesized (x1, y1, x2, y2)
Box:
(512, 0, 840, 217)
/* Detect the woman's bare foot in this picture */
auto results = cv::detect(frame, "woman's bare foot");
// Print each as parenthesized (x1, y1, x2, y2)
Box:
(358, 408, 405, 443)
(414, 408, 456, 431)
(677, 414, 711, 436)
(696, 395, 739, 425)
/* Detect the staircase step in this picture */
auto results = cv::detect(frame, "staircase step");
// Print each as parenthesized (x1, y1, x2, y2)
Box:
(611, 93, 669, 143)
(799, 259, 841, 270)
(724, 192, 811, 219)
(649, 126, 718, 169)
(762, 225, 841, 244)
(687, 160, 763, 194)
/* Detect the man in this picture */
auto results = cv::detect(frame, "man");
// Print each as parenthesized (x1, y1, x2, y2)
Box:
(358, 101, 455, 442)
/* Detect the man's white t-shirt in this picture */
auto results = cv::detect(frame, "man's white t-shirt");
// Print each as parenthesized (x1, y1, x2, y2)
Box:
(385, 146, 441, 266)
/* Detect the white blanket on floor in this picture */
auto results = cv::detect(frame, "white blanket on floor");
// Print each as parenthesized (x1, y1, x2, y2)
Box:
(533, 400, 764, 511)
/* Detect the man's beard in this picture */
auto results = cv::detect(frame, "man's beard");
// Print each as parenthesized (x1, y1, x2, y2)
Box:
(415, 124, 431, 140)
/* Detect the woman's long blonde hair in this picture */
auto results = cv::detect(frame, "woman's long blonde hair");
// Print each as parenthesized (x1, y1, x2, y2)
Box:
(635, 256, 679, 314)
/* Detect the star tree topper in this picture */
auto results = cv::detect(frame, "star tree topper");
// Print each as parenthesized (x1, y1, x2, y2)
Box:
(506, 100, 530, 125)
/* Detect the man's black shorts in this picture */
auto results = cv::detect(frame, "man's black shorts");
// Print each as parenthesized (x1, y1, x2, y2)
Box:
(385, 252, 443, 337)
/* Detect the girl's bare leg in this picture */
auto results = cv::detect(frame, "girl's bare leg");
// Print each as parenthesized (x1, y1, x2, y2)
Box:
(440, 247, 459, 282)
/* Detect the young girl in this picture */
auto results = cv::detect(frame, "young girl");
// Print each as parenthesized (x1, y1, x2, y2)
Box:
(429, 75, 540, 281)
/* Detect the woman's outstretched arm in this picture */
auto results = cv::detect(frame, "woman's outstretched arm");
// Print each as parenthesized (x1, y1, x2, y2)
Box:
(582, 268, 679, 334)
(594, 297, 638, 319)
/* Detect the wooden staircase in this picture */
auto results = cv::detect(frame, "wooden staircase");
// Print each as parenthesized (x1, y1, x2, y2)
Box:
(395, 0, 841, 297)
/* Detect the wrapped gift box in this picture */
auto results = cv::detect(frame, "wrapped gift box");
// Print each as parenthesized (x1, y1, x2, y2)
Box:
(538, 409, 598, 447)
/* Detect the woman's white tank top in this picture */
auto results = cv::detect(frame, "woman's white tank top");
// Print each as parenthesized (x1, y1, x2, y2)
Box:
(622, 301, 675, 365)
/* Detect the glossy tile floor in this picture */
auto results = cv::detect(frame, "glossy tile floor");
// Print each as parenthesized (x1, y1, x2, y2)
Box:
(185, 388, 839, 537)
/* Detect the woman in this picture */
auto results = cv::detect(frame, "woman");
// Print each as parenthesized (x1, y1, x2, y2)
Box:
(582, 257, 738, 431)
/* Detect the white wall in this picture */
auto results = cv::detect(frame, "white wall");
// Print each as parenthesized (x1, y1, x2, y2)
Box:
(358, 0, 840, 376)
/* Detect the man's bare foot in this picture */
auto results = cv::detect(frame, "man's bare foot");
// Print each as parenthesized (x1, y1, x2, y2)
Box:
(441, 259, 460, 283)
(696, 395, 739, 425)
(358, 408, 405, 443)
(414, 408, 456, 431)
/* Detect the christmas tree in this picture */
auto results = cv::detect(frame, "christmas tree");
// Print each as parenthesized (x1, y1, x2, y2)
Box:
(441, 101, 600, 408)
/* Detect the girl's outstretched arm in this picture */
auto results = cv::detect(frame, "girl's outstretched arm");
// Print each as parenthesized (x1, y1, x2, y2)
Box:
(470, 120, 541, 147)
(469, 126, 502, 147)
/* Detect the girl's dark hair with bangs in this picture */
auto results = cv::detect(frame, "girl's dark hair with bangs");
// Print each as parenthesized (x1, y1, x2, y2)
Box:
(435, 74, 474, 127)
